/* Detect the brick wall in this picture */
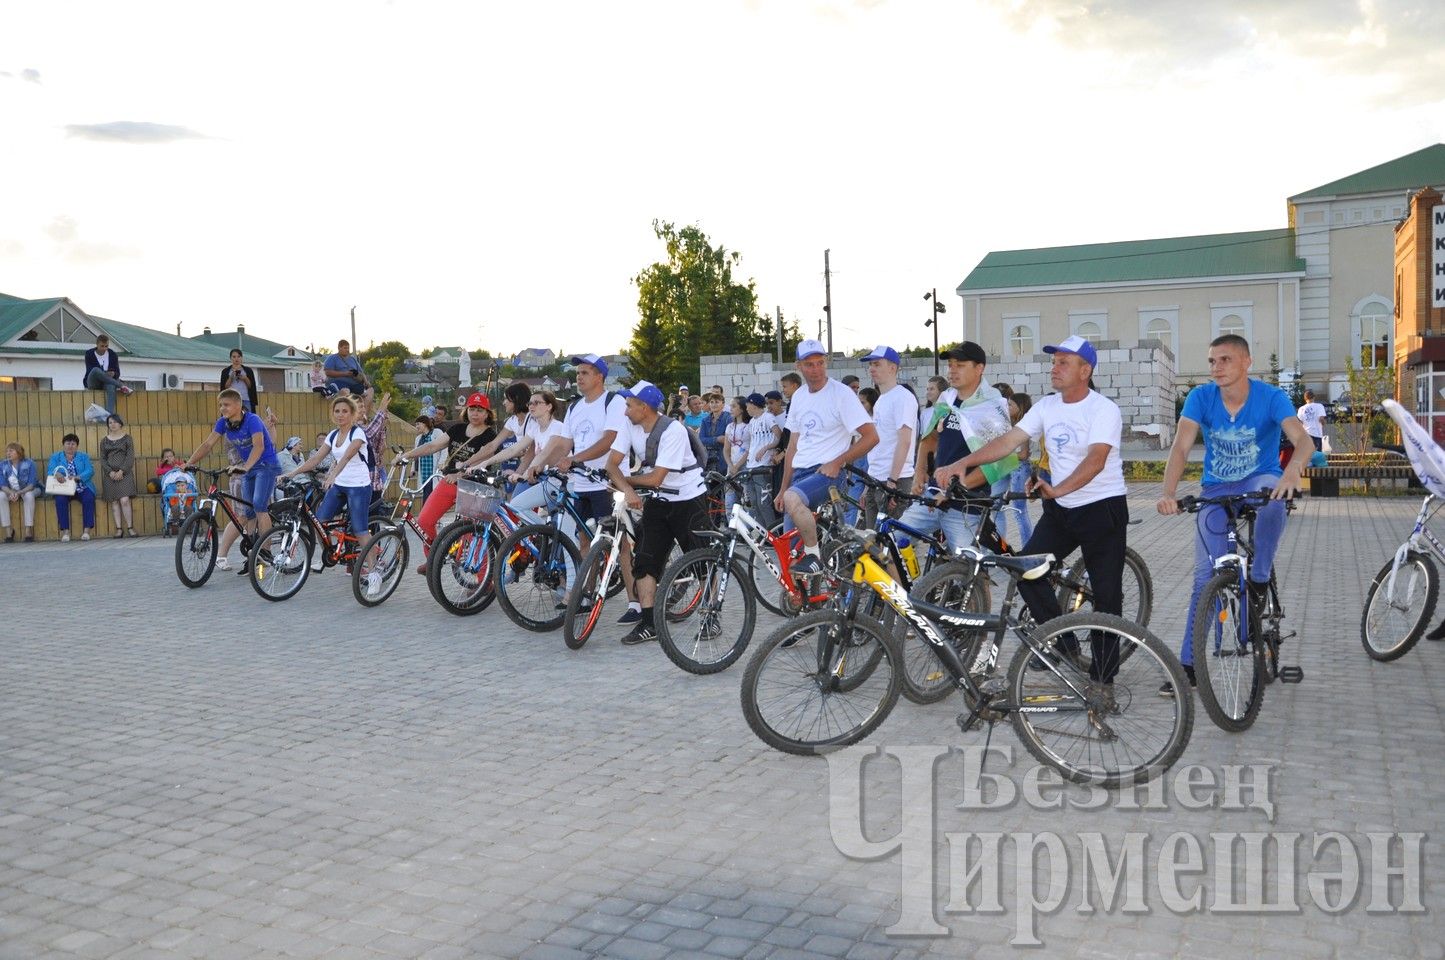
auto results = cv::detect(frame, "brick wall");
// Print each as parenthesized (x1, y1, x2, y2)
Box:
(699, 339, 1177, 449)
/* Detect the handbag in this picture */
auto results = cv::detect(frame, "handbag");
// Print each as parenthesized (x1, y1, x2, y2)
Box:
(45, 475, 77, 497)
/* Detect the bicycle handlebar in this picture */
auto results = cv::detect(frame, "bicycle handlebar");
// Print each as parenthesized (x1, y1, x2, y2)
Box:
(1177, 490, 1297, 513)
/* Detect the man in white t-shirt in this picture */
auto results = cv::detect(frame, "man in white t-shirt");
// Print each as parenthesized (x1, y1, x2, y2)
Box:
(1297, 389, 1326, 451)
(775, 339, 878, 577)
(854, 345, 917, 524)
(606, 380, 709, 645)
(950, 335, 1129, 685)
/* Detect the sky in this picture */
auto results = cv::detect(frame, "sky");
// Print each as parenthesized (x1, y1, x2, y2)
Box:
(2, 0, 1443, 358)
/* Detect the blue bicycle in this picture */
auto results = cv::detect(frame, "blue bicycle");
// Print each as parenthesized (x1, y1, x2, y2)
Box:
(494, 467, 603, 632)
(425, 469, 525, 616)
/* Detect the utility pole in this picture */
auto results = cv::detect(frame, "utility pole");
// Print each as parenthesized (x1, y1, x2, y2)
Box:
(924, 288, 947, 375)
(823, 249, 833, 355)
(350, 306, 357, 350)
(775, 306, 783, 364)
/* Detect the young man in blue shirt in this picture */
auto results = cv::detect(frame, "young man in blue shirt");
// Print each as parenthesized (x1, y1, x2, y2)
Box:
(1156, 334, 1311, 695)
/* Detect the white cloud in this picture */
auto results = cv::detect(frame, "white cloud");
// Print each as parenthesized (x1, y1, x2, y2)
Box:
(64, 121, 210, 143)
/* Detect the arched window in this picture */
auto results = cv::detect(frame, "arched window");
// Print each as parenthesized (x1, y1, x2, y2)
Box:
(1218, 314, 1245, 338)
(1009, 325, 1034, 357)
(1360, 303, 1390, 368)
(1075, 321, 1101, 339)
(1145, 317, 1175, 357)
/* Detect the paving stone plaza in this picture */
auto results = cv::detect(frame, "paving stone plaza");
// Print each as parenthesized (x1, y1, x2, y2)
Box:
(2, 484, 1442, 959)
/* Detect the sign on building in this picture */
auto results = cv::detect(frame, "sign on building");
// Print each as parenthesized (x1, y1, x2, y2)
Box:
(1435, 205, 1445, 306)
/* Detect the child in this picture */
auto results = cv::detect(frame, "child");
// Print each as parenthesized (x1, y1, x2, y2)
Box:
(309, 360, 331, 396)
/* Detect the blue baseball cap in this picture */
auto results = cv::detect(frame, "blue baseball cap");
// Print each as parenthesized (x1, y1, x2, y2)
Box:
(860, 345, 901, 365)
(745, 392, 766, 408)
(1043, 334, 1098, 368)
(796, 338, 827, 360)
(618, 379, 665, 410)
(570, 354, 609, 378)
(764, 390, 783, 401)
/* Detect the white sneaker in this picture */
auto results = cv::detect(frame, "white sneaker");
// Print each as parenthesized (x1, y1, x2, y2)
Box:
(61, 532, 71, 543)
(310, 555, 324, 573)
(215, 556, 232, 571)
(80, 532, 90, 541)
(365, 571, 382, 596)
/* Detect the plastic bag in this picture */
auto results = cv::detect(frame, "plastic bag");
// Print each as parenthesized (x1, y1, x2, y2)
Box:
(84, 403, 111, 423)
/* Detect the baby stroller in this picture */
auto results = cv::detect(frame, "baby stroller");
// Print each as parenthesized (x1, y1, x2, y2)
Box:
(160, 468, 199, 536)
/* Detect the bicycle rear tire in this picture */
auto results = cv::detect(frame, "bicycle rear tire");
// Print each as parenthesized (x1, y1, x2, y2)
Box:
(740, 611, 901, 755)
(1361, 551, 1438, 662)
(248, 526, 312, 602)
(1008, 611, 1192, 787)
(1058, 546, 1154, 627)
(746, 548, 790, 617)
(1190, 569, 1265, 732)
(174, 512, 218, 588)
(899, 562, 992, 705)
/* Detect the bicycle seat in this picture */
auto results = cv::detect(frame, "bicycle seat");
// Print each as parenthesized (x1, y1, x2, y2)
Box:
(985, 553, 1055, 580)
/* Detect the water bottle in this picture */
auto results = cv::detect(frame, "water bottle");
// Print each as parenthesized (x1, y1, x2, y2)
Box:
(897, 535, 920, 580)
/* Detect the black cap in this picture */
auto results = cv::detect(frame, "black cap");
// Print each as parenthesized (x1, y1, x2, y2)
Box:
(939, 341, 987, 364)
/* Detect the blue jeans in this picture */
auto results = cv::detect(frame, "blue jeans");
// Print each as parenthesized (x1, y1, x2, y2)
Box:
(85, 367, 123, 412)
(1180, 474, 1287, 666)
(1001, 462, 1034, 549)
(327, 376, 366, 395)
(842, 456, 870, 526)
(238, 460, 281, 519)
(54, 487, 97, 530)
(316, 483, 372, 538)
(895, 494, 982, 556)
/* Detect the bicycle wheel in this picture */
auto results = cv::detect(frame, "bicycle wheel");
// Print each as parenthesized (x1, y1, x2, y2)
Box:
(655, 549, 757, 674)
(564, 537, 614, 650)
(746, 548, 790, 617)
(1058, 547, 1154, 626)
(1008, 611, 1192, 787)
(495, 524, 581, 632)
(174, 512, 218, 588)
(899, 562, 992, 705)
(427, 520, 498, 616)
(1189, 569, 1265, 732)
(248, 526, 312, 602)
(1361, 551, 1439, 662)
(740, 611, 901, 756)
(353, 526, 409, 607)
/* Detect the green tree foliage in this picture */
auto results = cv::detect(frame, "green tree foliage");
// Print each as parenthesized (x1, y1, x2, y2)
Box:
(363, 340, 412, 366)
(627, 221, 798, 391)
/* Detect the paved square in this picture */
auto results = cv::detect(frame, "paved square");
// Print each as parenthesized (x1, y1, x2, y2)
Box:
(2, 485, 1442, 958)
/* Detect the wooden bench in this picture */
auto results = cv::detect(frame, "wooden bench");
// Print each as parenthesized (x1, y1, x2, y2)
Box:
(1302, 452, 1418, 497)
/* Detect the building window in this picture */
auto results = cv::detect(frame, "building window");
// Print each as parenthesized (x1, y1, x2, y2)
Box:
(1359, 301, 1391, 368)
(1075, 321, 1101, 339)
(1009, 325, 1034, 357)
(1069, 310, 1107, 340)
(1218, 314, 1245, 337)
(1145, 317, 1175, 356)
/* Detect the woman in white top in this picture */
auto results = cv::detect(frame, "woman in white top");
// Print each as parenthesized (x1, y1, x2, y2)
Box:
(723, 396, 751, 515)
(284, 395, 371, 555)
(473, 389, 568, 513)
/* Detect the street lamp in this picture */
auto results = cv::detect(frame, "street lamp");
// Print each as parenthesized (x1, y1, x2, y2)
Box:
(924, 289, 947, 375)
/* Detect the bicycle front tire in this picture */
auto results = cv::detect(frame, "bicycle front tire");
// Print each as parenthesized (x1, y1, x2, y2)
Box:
(741, 611, 901, 755)
(495, 524, 581, 632)
(353, 526, 409, 607)
(1190, 570, 1265, 732)
(1361, 551, 1439, 662)
(655, 548, 757, 675)
(248, 526, 312, 602)
(427, 519, 498, 616)
(564, 537, 613, 650)
(174, 512, 218, 588)
(899, 562, 992, 705)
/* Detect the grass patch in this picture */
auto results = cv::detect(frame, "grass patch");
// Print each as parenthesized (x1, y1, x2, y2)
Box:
(1123, 461, 1202, 481)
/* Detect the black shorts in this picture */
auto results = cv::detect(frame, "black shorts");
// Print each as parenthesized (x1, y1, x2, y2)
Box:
(573, 489, 614, 526)
(633, 494, 709, 581)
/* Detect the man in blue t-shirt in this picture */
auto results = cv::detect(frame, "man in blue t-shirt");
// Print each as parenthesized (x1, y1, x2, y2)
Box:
(1156, 334, 1311, 694)
(323, 339, 369, 395)
(181, 388, 283, 574)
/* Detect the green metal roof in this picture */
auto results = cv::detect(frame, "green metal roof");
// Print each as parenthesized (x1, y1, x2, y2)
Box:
(959, 229, 1306, 293)
(190, 329, 312, 363)
(0, 297, 66, 344)
(91, 316, 238, 362)
(1290, 143, 1445, 202)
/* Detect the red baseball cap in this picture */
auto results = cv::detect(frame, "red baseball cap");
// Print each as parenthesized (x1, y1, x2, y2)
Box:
(466, 392, 490, 409)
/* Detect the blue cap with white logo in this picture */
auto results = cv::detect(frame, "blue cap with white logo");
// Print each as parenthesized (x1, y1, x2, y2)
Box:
(796, 338, 827, 360)
(570, 354, 609, 379)
(1043, 334, 1098, 368)
(860, 345, 901, 365)
(618, 379, 665, 410)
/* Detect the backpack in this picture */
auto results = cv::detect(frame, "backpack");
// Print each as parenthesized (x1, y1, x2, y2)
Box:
(642, 417, 707, 474)
(327, 427, 372, 471)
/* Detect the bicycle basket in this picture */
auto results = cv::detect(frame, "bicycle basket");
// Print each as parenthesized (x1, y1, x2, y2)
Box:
(456, 478, 502, 520)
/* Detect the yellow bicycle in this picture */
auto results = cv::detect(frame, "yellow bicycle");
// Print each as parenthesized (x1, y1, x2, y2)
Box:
(739, 528, 1193, 787)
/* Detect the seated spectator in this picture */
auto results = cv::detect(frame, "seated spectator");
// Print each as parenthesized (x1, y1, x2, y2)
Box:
(310, 432, 336, 473)
(277, 436, 306, 473)
(83, 334, 132, 413)
(1, 442, 39, 542)
(46, 433, 97, 542)
(323, 339, 369, 394)
(155, 448, 185, 480)
(309, 360, 330, 396)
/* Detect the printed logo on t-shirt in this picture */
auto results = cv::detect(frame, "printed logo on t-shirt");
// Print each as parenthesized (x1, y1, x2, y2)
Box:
(798, 410, 823, 434)
(1050, 424, 1081, 456)
(1209, 424, 1260, 482)
(572, 418, 596, 451)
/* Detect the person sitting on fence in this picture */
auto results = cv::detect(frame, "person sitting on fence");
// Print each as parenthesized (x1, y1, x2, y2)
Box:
(47, 433, 97, 542)
(83, 334, 133, 413)
(1, 442, 39, 542)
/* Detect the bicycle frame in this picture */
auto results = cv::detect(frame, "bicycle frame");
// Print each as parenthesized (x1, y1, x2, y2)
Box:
(718, 503, 828, 606)
(1386, 494, 1445, 603)
(845, 546, 1095, 710)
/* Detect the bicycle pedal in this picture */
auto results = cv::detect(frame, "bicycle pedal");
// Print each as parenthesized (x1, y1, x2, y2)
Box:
(1279, 631, 1297, 643)
(956, 711, 982, 733)
(1278, 666, 1304, 684)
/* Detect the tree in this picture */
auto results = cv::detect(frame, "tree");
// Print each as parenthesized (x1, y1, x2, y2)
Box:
(627, 220, 783, 391)
(362, 340, 412, 366)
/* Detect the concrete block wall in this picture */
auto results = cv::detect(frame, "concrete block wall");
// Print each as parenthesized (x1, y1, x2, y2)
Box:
(699, 339, 1177, 450)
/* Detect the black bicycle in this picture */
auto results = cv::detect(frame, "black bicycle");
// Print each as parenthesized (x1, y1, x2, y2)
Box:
(173, 467, 257, 588)
(1178, 491, 1301, 732)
